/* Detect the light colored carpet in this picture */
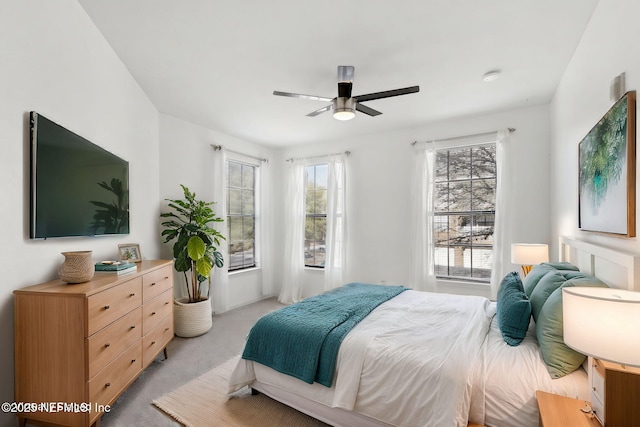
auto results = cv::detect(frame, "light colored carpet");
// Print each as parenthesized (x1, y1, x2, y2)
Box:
(153, 356, 329, 427)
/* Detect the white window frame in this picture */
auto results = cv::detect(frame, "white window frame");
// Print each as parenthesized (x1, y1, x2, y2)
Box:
(433, 142, 496, 283)
(304, 163, 328, 268)
(226, 158, 259, 272)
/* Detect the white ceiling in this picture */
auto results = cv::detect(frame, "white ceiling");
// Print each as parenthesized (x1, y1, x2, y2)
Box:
(78, 0, 600, 148)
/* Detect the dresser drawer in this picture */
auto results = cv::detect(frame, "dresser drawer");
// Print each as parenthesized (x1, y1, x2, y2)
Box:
(143, 314, 173, 367)
(88, 341, 142, 410)
(142, 265, 173, 303)
(142, 289, 173, 335)
(87, 278, 142, 335)
(87, 308, 142, 379)
(591, 360, 605, 404)
(591, 391, 605, 425)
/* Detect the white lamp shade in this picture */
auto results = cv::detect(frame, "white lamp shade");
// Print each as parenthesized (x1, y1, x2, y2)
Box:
(510, 243, 549, 265)
(563, 287, 640, 367)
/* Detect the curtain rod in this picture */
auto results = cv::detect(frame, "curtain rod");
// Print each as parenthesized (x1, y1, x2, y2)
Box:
(211, 144, 268, 163)
(286, 150, 351, 162)
(410, 127, 516, 146)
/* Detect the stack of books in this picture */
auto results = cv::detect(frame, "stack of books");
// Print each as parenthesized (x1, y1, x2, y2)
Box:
(94, 261, 137, 275)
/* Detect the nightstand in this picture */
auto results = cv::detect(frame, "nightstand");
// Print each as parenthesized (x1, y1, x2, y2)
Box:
(589, 357, 640, 426)
(536, 391, 600, 427)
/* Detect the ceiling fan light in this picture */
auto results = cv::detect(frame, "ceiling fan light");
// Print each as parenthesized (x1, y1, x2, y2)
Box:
(333, 97, 356, 121)
(333, 110, 356, 121)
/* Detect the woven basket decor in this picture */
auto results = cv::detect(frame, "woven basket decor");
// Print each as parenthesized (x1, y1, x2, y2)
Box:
(174, 297, 213, 337)
(59, 251, 94, 284)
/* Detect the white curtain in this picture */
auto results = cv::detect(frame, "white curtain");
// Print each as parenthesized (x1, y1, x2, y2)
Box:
(489, 130, 515, 298)
(324, 155, 347, 291)
(411, 145, 438, 292)
(211, 147, 230, 313)
(279, 159, 306, 303)
(258, 159, 274, 296)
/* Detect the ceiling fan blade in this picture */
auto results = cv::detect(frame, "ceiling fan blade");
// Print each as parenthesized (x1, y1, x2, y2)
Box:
(273, 91, 333, 102)
(355, 103, 382, 117)
(353, 86, 420, 103)
(306, 104, 332, 117)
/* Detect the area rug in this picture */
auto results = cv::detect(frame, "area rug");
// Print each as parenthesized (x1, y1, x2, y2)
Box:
(153, 356, 329, 427)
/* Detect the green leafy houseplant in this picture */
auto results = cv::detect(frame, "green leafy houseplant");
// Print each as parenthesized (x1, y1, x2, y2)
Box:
(160, 185, 225, 303)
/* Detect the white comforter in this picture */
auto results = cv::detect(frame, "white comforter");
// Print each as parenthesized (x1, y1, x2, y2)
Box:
(230, 290, 493, 427)
(332, 291, 492, 427)
(229, 290, 589, 426)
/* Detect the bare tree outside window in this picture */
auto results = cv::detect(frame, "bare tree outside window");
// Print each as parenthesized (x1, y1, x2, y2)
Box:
(226, 161, 256, 271)
(434, 144, 496, 281)
(305, 164, 328, 267)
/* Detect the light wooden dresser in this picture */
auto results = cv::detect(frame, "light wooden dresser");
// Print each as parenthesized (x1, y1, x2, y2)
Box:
(14, 260, 174, 427)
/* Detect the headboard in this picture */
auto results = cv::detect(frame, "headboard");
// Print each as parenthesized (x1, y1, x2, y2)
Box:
(559, 236, 640, 291)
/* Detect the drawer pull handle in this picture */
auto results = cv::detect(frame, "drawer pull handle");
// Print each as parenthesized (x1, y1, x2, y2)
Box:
(164, 276, 169, 279)
(104, 305, 110, 310)
(131, 359, 136, 363)
(130, 325, 136, 329)
(105, 343, 110, 348)
(593, 386, 596, 391)
(165, 327, 170, 331)
(130, 293, 136, 297)
(150, 282, 156, 286)
(151, 311, 156, 315)
(105, 383, 111, 388)
(151, 341, 156, 345)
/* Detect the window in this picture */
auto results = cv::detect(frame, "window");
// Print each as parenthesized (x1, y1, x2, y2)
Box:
(226, 160, 256, 271)
(433, 143, 496, 282)
(305, 164, 328, 268)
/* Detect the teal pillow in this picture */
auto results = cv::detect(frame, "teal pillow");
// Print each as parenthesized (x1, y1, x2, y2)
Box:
(542, 261, 580, 271)
(523, 262, 579, 297)
(523, 265, 555, 297)
(536, 277, 608, 378)
(530, 271, 566, 322)
(563, 273, 607, 288)
(497, 272, 531, 346)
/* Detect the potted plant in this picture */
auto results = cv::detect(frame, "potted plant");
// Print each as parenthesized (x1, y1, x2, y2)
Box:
(160, 184, 225, 337)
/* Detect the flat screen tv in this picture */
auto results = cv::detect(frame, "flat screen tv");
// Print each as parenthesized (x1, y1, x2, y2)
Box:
(30, 112, 129, 239)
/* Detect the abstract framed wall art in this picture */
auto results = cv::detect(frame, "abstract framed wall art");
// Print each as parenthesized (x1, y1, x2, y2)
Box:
(579, 90, 636, 237)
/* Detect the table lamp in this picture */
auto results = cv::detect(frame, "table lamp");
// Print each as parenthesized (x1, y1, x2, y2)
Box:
(563, 287, 640, 368)
(563, 287, 640, 426)
(510, 243, 549, 277)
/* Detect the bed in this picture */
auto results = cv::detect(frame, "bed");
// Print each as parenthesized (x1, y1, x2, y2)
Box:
(228, 236, 640, 427)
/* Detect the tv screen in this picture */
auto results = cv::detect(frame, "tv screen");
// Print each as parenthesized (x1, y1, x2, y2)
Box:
(30, 112, 130, 239)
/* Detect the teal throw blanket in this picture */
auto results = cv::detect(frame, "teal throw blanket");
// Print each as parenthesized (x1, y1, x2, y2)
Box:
(242, 282, 408, 387)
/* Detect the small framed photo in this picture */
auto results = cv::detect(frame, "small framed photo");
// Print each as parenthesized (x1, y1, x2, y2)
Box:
(118, 244, 142, 263)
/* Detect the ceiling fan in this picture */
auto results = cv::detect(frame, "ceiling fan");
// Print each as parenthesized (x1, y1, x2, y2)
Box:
(273, 66, 420, 121)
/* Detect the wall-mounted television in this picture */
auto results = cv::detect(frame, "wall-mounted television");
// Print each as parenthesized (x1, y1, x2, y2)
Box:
(30, 112, 130, 239)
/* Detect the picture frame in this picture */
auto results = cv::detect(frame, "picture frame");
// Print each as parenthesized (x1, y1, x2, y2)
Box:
(579, 90, 636, 237)
(118, 243, 142, 262)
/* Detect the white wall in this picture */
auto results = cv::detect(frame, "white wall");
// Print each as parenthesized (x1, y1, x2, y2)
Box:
(550, 0, 640, 259)
(273, 105, 552, 299)
(159, 114, 276, 312)
(1, 1, 602, 423)
(0, 2, 160, 425)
